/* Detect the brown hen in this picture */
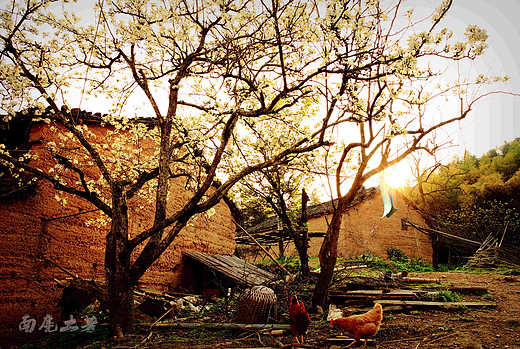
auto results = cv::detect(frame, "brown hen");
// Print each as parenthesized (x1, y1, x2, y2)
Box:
(330, 303, 383, 348)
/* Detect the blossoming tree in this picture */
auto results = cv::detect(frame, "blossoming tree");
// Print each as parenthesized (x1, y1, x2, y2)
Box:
(0, 0, 333, 334)
(0, 0, 508, 333)
(228, 0, 507, 308)
(301, 0, 504, 307)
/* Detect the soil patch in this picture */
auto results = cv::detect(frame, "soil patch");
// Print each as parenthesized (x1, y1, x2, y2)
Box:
(12, 272, 520, 349)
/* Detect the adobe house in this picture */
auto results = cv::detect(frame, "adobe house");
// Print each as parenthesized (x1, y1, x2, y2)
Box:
(239, 187, 433, 264)
(0, 111, 237, 334)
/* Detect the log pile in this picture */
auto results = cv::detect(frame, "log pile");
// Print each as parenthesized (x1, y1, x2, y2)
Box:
(329, 288, 496, 311)
(328, 270, 496, 315)
(401, 219, 520, 270)
(464, 225, 520, 271)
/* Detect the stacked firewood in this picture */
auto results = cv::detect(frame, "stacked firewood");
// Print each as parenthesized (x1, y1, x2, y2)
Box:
(466, 246, 520, 269)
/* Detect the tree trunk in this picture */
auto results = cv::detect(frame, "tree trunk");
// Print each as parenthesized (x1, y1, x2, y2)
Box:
(105, 184, 134, 335)
(311, 197, 345, 308)
(106, 258, 134, 335)
(295, 189, 310, 276)
(294, 238, 310, 276)
(312, 183, 366, 309)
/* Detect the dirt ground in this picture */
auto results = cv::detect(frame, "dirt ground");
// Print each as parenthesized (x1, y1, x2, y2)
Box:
(63, 271, 519, 349)
(373, 272, 520, 349)
(13, 271, 519, 349)
(260, 271, 520, 349)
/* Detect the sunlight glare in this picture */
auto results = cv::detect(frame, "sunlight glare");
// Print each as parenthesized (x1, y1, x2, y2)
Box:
(383, 163, 414, 188)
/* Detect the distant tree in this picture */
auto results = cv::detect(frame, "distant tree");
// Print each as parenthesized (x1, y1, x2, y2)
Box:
(439, 200, 520, 247)
(406, 152, 477, 220)
(232, 191, 274, 228)
(406, 138, 520, 248)
(230, 153, 323, 276)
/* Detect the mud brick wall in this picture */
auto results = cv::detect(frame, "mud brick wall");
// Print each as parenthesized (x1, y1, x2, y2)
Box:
(316, 192, 432, 262)
(0, 121, 235, 335)
(242, 192, 432, 264)
(302, 192, 432, 261)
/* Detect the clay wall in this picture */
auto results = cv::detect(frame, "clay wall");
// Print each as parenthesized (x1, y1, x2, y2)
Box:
(329, 192, 432, 262)
(0, 121, 235, 335)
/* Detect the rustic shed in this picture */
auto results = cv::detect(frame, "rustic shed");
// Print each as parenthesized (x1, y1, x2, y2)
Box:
(184, 251, 277, 291)
(0, 111, 236, 334)
(238, 187, 432, 263)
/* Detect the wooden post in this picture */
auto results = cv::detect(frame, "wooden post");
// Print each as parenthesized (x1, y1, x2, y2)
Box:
(278, 238, 284, 258)
(432, 234, 439, 269)
(414, 230, 423, 261)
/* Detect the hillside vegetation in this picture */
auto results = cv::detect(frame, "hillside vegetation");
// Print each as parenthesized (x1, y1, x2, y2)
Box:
(405, 138, 520, 248)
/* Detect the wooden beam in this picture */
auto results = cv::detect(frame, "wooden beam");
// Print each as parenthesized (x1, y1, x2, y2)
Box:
(422, 285, 488, 293)
(327, 336, 376, 346)
(405, 220, 481, 247)
(375, 300, 496, 308)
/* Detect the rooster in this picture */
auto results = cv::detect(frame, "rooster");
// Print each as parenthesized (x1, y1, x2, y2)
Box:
(330, 303, 383, 348)
(289, 296, 311, 344)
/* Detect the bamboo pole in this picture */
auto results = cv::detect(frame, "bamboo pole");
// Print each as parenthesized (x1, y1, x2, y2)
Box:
(234, 220, 289, 274)
(406, 221, 481, 247)
(42, 256, 79, 279)
(375, 299, 496, 308)
(135, 322, 290, 331)
(498, 221, 509, 248)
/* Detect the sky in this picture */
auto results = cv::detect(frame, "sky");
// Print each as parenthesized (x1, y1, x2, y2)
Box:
(375, 0, 520, 188)
(438, 0, 520, 157)
(55, 0, 520, 160)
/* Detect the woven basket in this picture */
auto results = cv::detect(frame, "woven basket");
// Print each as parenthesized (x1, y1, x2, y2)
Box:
(235, 286, 277, 324)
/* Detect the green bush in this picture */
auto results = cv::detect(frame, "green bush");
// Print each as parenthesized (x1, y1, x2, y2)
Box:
(387, 246, 409, 263)
(384, 246, 435, 272)
(430, 290, 463, 302)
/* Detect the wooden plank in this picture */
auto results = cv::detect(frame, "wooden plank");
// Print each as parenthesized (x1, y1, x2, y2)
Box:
(422, 285, 488, 293)
(327, 336, 376, 346)
(400, 277, 443, 283)
(345, 305, 408, 313)
(346, 275, 443, 283)
(339, 289, 420, 296)
(331, 294, 419, 301)
(329, 289, 421, 302)
(375, 300, 496, 308)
